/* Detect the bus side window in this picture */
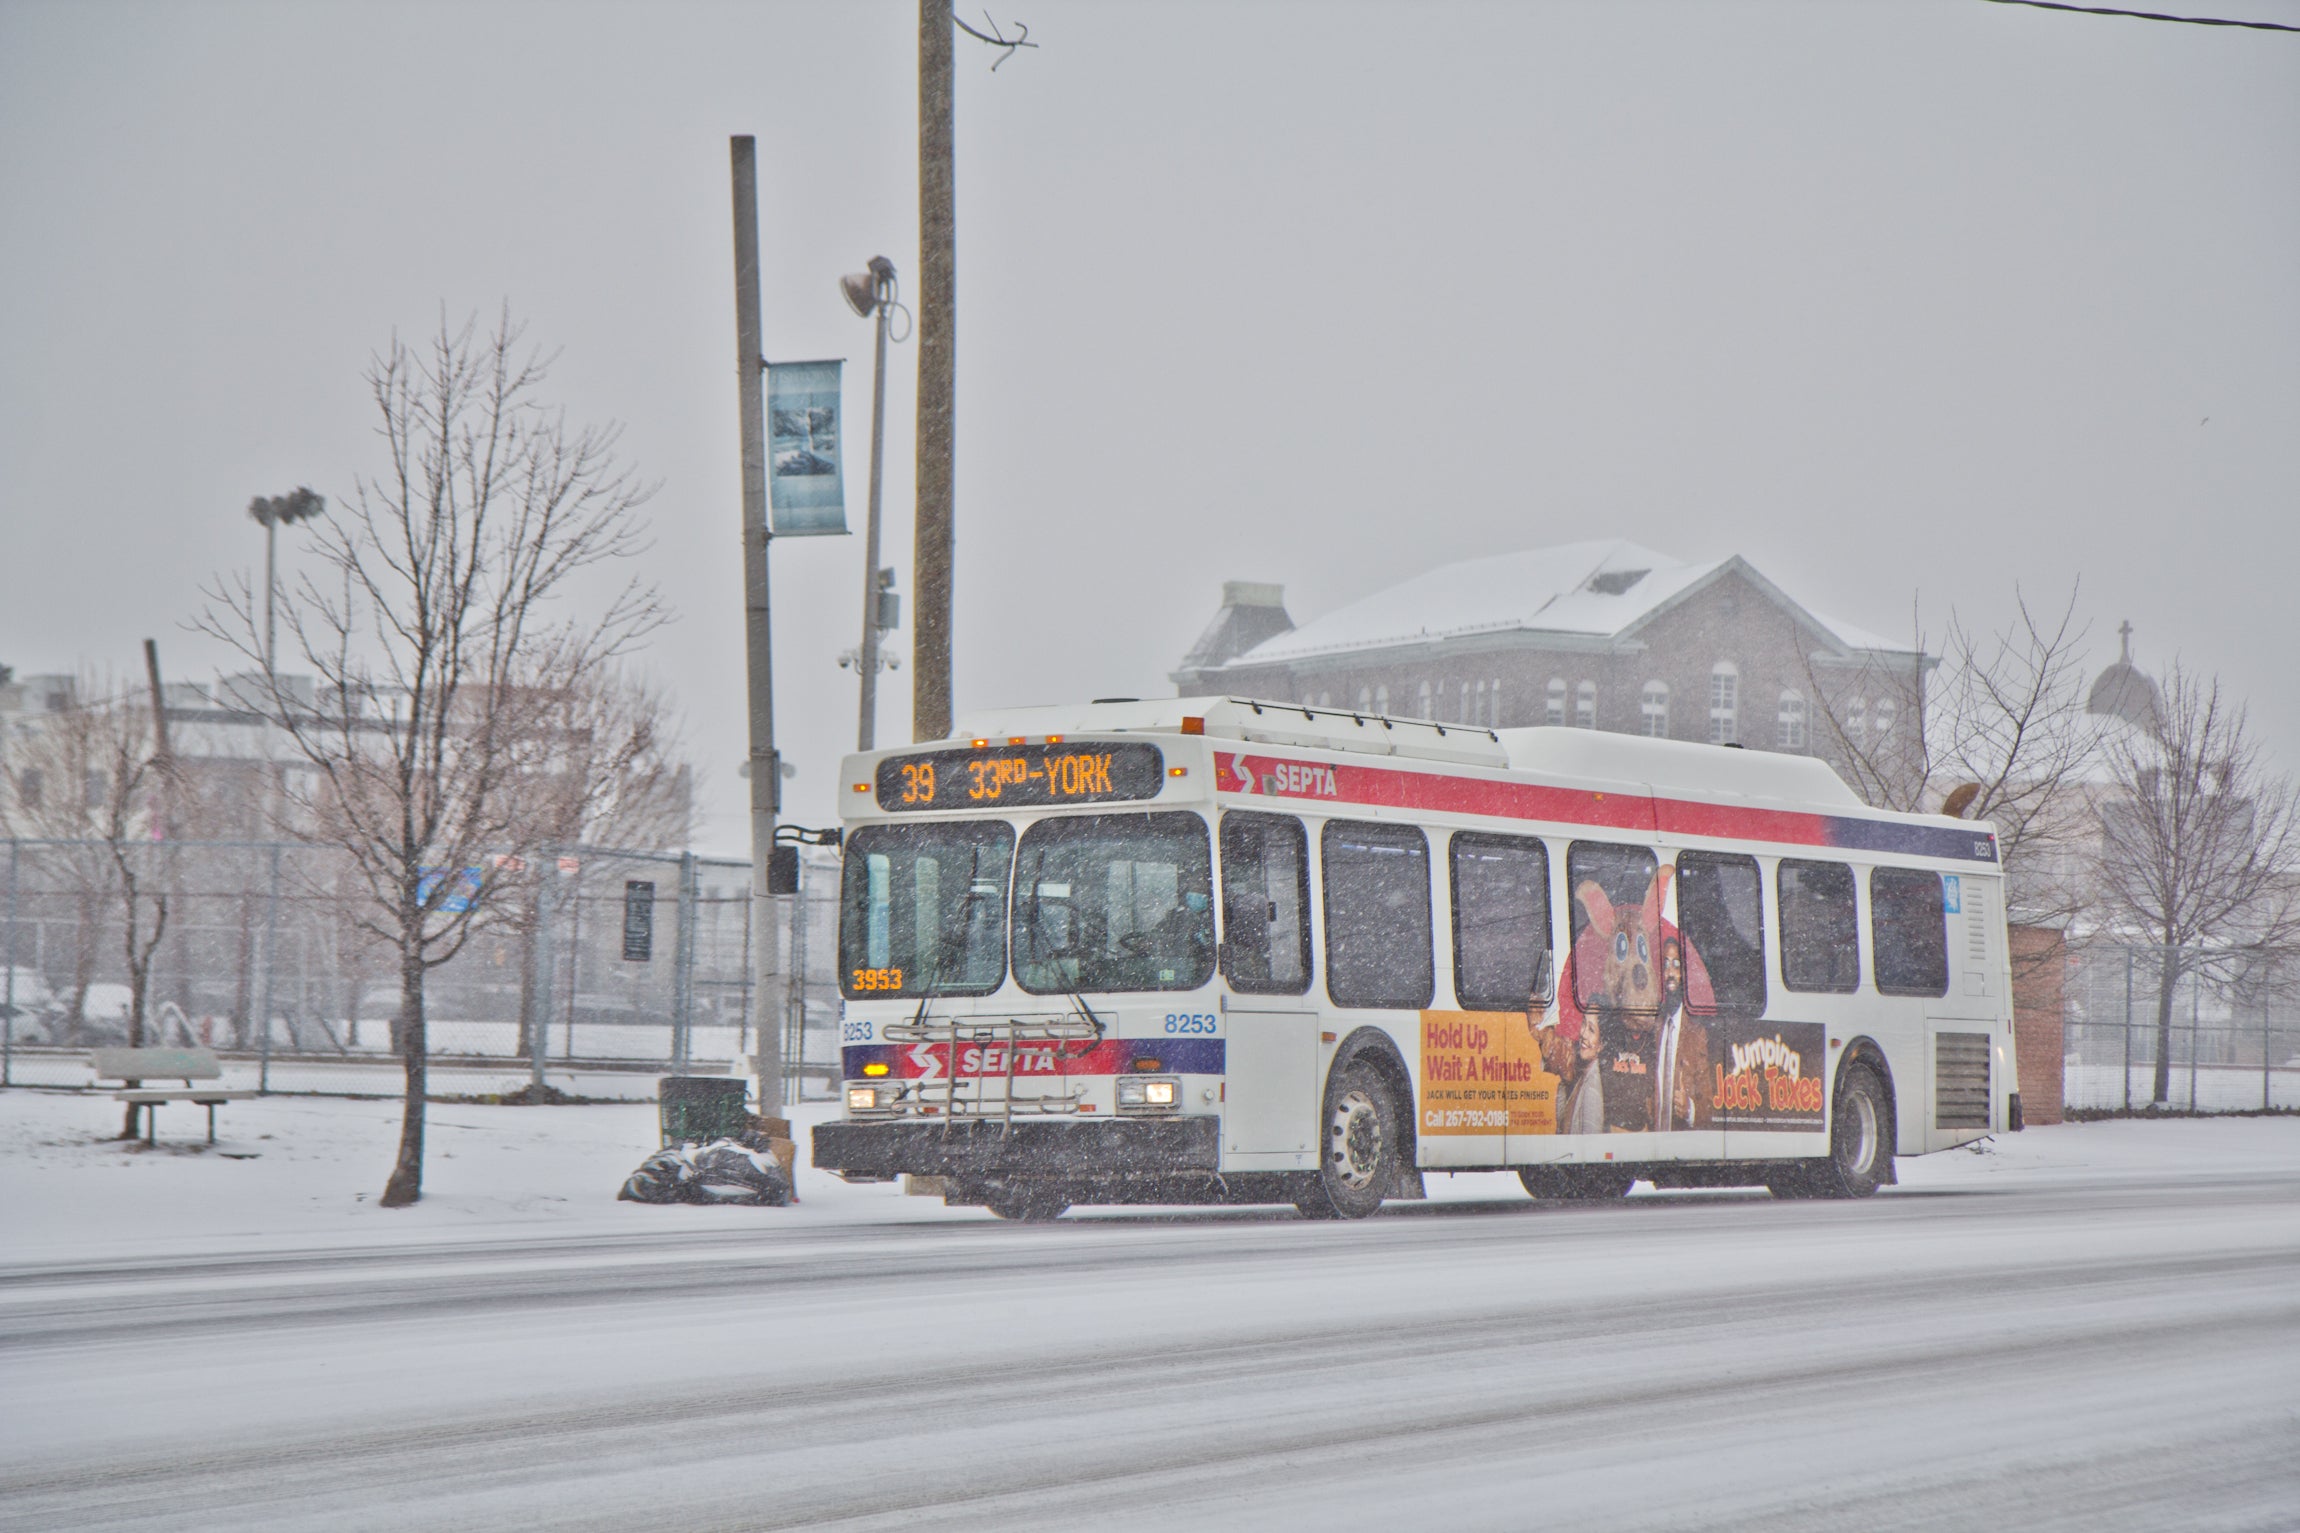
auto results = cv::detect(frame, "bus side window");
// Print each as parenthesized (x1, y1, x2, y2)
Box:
(1871, 867, 1949, 997)
(1220, 812, 1311, 995)
(1322, 820, 1435, 1009)
(1566, 842, 1661, 1015)
(1779, 859, 1859, 993)
(1450, 832, 1551, 1011)
(1675, 851, 1766, 1017)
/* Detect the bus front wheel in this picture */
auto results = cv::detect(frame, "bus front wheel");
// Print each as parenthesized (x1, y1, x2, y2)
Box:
(1295, 1063, 1399, 1221)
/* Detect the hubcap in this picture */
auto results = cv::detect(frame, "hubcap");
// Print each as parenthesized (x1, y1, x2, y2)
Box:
(1845, 1089, 1879, 1173)
(1329, 1088, 1384, 1192)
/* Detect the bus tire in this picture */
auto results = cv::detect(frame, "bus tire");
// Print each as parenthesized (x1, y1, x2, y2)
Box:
(983, 1182, 1069, 1222)
(1295, 1062, 1398, 1221)
(1810, 1063, 1892, 1199)
(1518, 1166, 1635, 1201)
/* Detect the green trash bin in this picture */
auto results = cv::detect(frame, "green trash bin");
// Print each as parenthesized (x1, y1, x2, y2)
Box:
(659, 1076, 750, 1147)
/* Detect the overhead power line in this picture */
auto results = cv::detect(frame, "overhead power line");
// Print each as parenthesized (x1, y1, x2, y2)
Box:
(1981, 0, 2300, 32)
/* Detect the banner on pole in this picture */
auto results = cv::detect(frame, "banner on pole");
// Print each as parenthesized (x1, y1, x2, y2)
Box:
(765, 358, 849, 536)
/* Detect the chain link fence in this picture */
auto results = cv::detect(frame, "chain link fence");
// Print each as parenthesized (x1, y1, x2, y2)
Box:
(0, 838, 841, 1103)
(2062, 941, 2300, 1113)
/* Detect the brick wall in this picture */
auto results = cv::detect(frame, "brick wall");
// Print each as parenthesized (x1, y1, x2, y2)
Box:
(2009, 923, 2067, 1125)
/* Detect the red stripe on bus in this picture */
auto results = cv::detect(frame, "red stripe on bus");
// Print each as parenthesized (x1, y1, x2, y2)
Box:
(1221, 751, 1836, 849)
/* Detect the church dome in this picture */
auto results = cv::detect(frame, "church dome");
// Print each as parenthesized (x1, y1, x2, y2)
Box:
(2086, 622, 2160, 733)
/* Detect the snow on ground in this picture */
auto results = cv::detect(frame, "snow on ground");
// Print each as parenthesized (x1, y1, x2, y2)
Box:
(2, 1083, 2293, 1264)
(2, 1090, 2295, 1531)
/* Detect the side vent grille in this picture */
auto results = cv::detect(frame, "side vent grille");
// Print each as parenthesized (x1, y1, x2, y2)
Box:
(1935, 1032, 1991, 1130)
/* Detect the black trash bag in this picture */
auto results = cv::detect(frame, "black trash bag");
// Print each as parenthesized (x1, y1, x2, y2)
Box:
(618, 1147, 694, 1204)
(688, 1140, 793, 1207)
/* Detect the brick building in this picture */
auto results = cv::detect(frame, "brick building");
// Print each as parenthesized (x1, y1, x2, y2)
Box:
(1173, 540, 1928, 782)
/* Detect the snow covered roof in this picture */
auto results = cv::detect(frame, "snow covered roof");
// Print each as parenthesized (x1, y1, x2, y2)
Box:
(1211, 539, 1906, 669)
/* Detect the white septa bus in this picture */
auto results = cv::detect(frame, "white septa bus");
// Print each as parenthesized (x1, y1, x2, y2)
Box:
(812, 697, 2018, 1221)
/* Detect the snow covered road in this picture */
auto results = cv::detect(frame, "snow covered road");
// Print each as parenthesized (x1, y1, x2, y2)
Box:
(1, 1106, 2295, 1530)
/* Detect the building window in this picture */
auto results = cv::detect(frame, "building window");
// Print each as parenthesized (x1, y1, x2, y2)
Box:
(1374, 684, 1389, 715)
(1318, 691, 1332, 708)
(1473, 679, 1487, 725)
(1777, 689, 1807, 750)
(1640, 681, 1669, 737)
(1845, 696, 1867, 741)
(1546, 678, 1567, 726)
(1874, 697, 1897, 739)
(1418, 681, 1432, 719)
(1708, 661, 1739, 744)
(1356, 686, 1372, 713)
(1491, 677, 1503, 726)
(1575, 680, 1597, 730)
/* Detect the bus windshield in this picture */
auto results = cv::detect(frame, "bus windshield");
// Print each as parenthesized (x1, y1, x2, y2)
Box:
(839, 821, 1014, 999)
(1012, 812, 1215, 995)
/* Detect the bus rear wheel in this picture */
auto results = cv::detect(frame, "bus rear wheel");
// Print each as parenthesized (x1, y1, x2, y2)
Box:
(1295, 1063, 1398, 1221)
(1794, 1063, 1891, 1200)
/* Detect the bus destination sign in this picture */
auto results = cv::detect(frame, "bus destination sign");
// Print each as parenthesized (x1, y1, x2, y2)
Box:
(875, 742, 1165, 812)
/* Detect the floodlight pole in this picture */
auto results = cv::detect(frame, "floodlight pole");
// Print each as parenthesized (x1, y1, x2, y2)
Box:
(731, 135, 784, 1111)
(263, 516, 280, 673)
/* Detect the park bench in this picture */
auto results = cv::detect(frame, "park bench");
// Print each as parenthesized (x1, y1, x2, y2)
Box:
(90, 1048, 255, 1146)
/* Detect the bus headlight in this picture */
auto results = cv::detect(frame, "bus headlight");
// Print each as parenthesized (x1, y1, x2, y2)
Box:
(1116, 1076, 1181, 1112)
(846, 1085, 885, 1112)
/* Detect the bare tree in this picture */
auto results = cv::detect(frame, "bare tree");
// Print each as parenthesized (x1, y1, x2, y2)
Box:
(201, 308, 662, 1206)
(2094, 663, 2300, 1105)
(516, 667, 694, 855)
(1808, 587, 2104, 943)
(502, 666, 694, 1054)
(0, 670, 176, 1132)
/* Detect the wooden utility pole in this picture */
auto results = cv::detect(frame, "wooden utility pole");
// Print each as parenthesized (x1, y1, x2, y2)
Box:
(731, 135, 784, 1110)
(914, 0, 956, 743)
(141, 638, 174, 821)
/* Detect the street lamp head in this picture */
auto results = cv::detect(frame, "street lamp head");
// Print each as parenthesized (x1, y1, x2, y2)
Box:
(248, 486, 326, 528)
(839, 256, 898, 318)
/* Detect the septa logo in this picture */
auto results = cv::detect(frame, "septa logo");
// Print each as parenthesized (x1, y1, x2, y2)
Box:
(1255, 759, 1340, 799)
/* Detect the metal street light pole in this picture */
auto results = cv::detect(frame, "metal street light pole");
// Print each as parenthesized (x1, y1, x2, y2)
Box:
(842, 257, 900, 752)
(731, 135, 784, 1113)
(246, 488, 325, 674)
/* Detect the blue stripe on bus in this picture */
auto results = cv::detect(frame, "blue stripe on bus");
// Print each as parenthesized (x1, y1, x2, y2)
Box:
(1824, 816, 1998, 863)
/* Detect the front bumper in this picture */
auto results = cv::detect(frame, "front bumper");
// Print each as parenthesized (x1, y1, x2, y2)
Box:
(812, 1116, 1220, 1178)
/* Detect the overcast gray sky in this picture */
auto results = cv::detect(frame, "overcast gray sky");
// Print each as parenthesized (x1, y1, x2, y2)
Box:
(4, 0, 2295, 853)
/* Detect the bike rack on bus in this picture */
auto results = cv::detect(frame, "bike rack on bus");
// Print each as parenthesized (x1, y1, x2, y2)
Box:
(883, 1001, 1106, 1130)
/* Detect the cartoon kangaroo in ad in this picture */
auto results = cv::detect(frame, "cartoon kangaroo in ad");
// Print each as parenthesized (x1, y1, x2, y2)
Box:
(1537, 865, 1714, 1134)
